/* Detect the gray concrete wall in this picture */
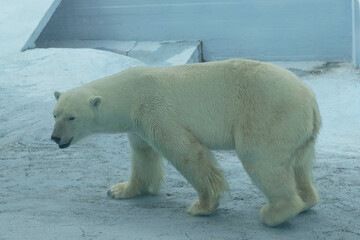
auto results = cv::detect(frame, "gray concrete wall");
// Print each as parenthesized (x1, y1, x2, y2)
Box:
(36, 0, 352, 62)
(353, 0, 360, 67)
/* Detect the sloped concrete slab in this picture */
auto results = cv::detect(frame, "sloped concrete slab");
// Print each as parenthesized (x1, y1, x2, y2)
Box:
(36, 40, 202, 66)
(128, 41, 202, 66)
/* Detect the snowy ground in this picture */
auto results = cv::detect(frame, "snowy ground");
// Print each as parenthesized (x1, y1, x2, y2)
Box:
(0, 47, 359, 240)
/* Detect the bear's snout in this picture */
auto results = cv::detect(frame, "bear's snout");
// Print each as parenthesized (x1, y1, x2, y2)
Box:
(51, 135, 61, 144)
(51, 135, 73, 149)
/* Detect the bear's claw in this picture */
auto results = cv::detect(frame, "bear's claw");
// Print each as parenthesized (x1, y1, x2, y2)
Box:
(107, 189, 115, 198)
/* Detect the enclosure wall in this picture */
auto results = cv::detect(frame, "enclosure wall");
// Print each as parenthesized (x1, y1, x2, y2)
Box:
(35, 0, 352, 62)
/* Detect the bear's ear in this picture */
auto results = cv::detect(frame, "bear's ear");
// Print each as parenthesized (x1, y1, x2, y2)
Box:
(90, 96, 102, 108)
(54, 91, 62, 101)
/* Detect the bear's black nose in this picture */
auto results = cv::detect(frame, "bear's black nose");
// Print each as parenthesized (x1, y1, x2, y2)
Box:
(51, 136, 61, 144)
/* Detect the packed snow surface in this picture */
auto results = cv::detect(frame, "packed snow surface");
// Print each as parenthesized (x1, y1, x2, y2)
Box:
(0, 47, 359, 240)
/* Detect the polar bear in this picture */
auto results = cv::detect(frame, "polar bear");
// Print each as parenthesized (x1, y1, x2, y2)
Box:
(51, 59, 321, 227)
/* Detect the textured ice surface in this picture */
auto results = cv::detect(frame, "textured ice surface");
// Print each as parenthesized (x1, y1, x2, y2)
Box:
(0, 48, 359, 239)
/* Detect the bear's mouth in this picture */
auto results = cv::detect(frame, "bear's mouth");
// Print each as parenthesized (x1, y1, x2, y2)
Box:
(59, 138, 73, 149)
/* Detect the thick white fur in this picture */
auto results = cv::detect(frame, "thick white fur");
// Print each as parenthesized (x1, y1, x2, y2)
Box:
(52, 59, 321, 226)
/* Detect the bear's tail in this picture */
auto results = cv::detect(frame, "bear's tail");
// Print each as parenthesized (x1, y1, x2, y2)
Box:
(310, 99, 322, 143)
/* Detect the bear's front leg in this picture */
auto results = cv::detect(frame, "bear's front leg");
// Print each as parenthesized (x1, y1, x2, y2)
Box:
(107, 133, 164, 199)
(151, 125, 229, 215)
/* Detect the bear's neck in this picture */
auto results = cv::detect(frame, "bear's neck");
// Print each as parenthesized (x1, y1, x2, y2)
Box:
(90, 79, 136, 134)
(98, 106, 133, 133)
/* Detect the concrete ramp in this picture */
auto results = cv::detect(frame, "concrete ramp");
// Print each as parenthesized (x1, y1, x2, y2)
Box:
(35, 40, 202, 66)
(21, 0, 62, 51)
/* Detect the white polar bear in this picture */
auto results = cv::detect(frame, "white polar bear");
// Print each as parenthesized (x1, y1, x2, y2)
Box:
(51, 59, 321, 227)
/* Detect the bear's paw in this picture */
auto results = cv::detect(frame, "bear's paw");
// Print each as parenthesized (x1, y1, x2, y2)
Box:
(260, 196, 304, 227)
(107, 182, 142, 199)
(187, 200, 215, 216)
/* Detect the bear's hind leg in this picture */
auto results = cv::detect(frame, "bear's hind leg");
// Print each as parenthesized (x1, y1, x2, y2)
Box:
(237, 147, 304, 227)
(107, 133, 164, 199)
(257, 164, 304, 227)
(293, 140, 320, 211)
(152, 127, 229, 215)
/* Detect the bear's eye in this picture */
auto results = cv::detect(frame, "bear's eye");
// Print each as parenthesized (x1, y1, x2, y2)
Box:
(53, 115, 57, 119)
(69, 117, 75, 121)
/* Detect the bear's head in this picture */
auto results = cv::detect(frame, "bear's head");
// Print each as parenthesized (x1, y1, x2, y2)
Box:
(51, 89, 102, 149)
